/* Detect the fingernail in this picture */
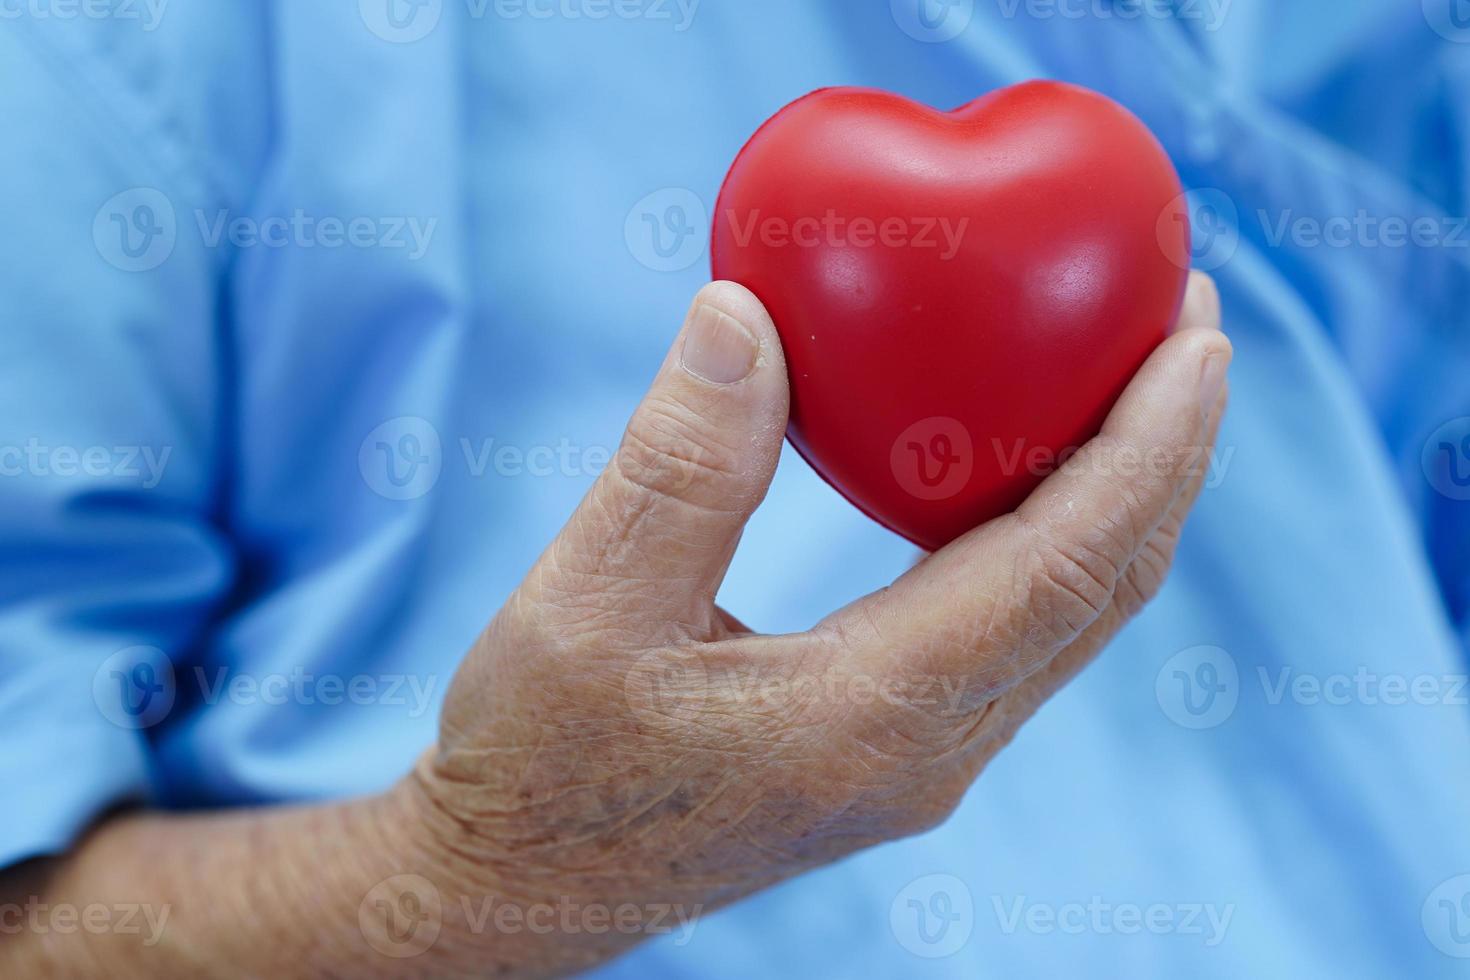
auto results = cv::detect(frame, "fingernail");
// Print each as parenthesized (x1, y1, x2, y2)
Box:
(1199, 352, 1228, 416)
(681, 304, 758, 384)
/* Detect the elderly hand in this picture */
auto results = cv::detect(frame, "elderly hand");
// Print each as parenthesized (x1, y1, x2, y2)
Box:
(397, 273, 1230, 975)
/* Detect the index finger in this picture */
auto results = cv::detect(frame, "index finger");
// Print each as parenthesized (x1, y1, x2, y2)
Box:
(821, 272, 1231, 703)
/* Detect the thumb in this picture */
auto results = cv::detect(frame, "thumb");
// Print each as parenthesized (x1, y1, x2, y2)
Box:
(527, 281, 789, 643)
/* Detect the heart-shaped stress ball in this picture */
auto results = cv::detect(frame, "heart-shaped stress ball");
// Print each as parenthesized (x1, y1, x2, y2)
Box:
(712, 80, 1191, 551)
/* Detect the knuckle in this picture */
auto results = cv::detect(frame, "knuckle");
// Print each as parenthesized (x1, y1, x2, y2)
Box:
(616, 395, 741, 506)
(828, 672, 989, 774)
(1016, 515, 1119, 633)
(1086, 435, 1172, 537)
(1116, 532, 1178, 618)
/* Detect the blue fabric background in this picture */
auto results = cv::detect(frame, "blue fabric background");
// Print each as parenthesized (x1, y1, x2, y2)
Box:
(2, 1, 1468, 975)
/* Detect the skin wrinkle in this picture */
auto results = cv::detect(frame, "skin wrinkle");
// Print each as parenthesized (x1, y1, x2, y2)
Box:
(510, 725, 551, 798)
(939, 390, 1230, 780)
(648, 385, 766, 470)
(978, 553, 1074, 679)
(845, 726, 934, 770)
(536, 582, 708, 644)
(1013, 509, 1122, 618)
(617, 403, 754, 513)
(541, 510, 741, 647)
(952, 698, 1008, 759)
(562, 480, 660, 585)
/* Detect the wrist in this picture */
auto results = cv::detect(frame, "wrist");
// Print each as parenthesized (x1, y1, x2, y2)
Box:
(361, 754, 582, 977)
(383, 749, 676, 977)
(345, 769, 499, 977)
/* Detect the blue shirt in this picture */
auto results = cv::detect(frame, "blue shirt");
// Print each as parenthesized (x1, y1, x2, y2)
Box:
(3, 1, 1469, 976)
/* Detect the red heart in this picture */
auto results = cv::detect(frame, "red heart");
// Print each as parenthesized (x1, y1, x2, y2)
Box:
(712, 81, 1191, 551)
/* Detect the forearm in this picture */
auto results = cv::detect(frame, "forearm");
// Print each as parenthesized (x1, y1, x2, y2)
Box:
(0, 764, 693, 979)
(0, 777, 470, 978)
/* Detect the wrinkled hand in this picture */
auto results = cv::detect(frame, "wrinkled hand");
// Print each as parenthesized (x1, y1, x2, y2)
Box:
(403, 273, 1229, 974)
